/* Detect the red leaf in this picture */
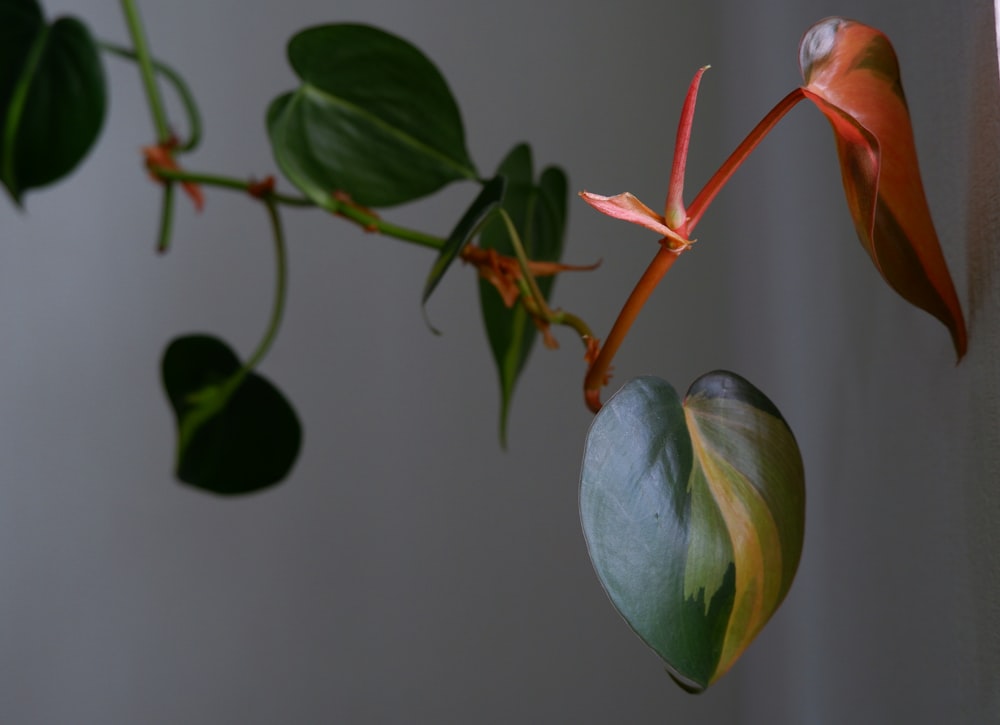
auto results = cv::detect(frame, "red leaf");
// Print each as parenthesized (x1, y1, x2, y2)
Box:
(800, 17, 966, 359)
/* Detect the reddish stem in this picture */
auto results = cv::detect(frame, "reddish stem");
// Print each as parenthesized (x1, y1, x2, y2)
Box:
(583, 88, 807, 412)
(665, 66, 710, 230)
(584, 243, 686, 411)
(685, 88, 805, 232)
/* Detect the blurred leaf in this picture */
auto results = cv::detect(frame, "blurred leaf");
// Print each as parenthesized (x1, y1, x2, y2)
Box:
(422, 174, 506, 332)
(267, 23, 477, 209)
(162, 335, 301, 495)
(580, 372, 805, 693)
(1, 0, 106, 203)
(478, 143, 568, 444)
(799, 17, 966, 358)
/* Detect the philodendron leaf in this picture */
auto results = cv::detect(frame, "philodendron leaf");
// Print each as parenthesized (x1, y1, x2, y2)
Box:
(422, 174, 506, 332)
(0, 0, 106, 203)
(162, 335, 301, 495)
(799, 17, 966, 359)
(580, 372, 805, 693)
(478, 143, 568, 444)
(267, 23, 477, 209)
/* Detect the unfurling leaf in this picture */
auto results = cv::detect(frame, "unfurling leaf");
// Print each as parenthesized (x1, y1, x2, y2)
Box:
(478, 143, 568, 445)
(1, 0, 106, 203)
(267, 23, 477, 209)
(799, 17, 966, 358)
(162, 335, 301, 495)
(580, 373, 805, 693)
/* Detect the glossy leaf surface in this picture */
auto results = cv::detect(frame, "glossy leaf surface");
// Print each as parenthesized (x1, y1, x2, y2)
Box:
(1, 0, 106, 203)
(162, 335, 301, 495)
(422, 174, 506, 331)
(799, 17, 966, 358)
(580, 373, 805, 692)
(478, 144, 568, 444)
(267, 23, 476, 209)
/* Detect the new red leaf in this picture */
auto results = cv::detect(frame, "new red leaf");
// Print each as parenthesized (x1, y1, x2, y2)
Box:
(799, 17, 966, 359)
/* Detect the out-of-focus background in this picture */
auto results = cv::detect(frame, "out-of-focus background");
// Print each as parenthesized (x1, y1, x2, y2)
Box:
(1, 1, 997, 722)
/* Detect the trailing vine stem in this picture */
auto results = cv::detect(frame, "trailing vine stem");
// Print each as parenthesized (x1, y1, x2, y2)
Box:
(99, 41, 203, 152)
(498, 208, 596, 348)
(118, 0, 170, 144)
(242, 193, 288, 375)
(148, 165, 447, 250)
(115, 0, 595, 412)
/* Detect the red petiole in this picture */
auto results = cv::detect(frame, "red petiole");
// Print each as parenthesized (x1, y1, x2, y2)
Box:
(584, 81, 807, 412)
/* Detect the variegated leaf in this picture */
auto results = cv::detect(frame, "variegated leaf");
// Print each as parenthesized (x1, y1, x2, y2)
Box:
(580, 372, 805, 692)
(799, 17, 967, 358)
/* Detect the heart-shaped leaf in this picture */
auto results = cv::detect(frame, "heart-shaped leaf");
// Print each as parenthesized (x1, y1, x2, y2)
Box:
(267, 23, 477, 209)
(1, 0, 106, 203)
(422, 174, 506, 332)
(580, 372, 805, 693)
(799, 17, 966, 358)
(478, 143, 568, 444)
(162, 335, 302, 495)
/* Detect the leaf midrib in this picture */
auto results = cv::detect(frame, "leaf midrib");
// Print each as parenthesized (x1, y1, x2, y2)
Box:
(300, 83, 476, 181)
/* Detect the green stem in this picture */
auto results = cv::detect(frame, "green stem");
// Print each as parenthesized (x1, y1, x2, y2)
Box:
(151, 167, 310, 206)
(119, 0, 171, 144)
(357, 215, 445, 251)
(150, 165, 447, 250)
(100, 41, 202, 151)
(501, 209, 595, 348)
(156, 181, 175, 253)
(499, 209, 549, 317)
(243, 196, 288, 373)
(551, 310, 595, 344)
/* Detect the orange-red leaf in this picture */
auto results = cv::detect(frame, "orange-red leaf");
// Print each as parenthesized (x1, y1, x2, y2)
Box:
(799, 17, 966, 358)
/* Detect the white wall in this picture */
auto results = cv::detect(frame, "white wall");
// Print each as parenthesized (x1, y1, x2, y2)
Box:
(0, 1, 995, 722)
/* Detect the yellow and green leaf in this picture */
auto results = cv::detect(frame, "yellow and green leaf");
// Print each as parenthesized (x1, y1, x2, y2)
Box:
(579, 372, 805, 692)
(799, 17, 966, 358)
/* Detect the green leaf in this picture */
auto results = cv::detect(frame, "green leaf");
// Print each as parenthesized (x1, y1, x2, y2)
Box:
(1, 0, 106, 203)
(478, 143, 568, 444)
(162, 335, 302, 496)
(267, 23, 477, 209)
(422, 174, 506, 332)
(580, 372, 805, 693)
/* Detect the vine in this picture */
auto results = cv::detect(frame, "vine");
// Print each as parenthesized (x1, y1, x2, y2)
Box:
(0, 1, 964, 692)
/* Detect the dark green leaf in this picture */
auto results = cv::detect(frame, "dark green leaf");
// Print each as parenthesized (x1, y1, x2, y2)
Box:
(580, 372, 805, 692)
(422, 174, 505, 332)
(162, 335, 302, 495)
(267, 23, 476, 209)
(1, 0, 106, 203)
(478, 143, 568, 444)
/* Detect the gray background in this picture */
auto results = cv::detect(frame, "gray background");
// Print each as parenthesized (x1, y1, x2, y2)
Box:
(1, 0, 997, 722)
